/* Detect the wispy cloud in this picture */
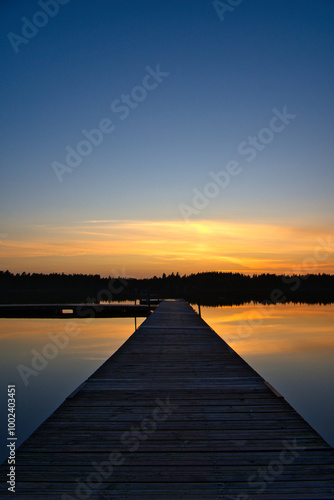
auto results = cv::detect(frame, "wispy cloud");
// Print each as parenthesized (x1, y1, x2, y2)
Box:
(0, 220, 333, 276)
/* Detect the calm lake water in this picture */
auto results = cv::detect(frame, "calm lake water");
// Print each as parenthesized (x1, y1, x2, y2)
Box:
(0, 303, 333, 463)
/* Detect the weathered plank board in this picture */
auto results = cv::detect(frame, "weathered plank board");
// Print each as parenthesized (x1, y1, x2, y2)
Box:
(1, 299, 333, 499)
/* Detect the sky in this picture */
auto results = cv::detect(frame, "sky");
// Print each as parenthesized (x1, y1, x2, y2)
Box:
(1, 0, 333, 278)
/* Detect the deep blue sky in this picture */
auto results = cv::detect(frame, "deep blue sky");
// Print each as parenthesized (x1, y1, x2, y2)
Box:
(1, 0, 334, 276)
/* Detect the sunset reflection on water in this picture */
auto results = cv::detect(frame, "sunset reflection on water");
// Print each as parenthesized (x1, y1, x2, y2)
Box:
(200, 303, 334, 447)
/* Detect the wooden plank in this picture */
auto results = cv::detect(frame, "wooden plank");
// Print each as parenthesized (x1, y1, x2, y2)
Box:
(14, 463, 334, 480)
(14, 450, 334, 466)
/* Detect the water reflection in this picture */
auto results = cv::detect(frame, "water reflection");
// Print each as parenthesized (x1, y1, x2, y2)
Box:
(0, 317, 144, 463)
(200, 303, 334, 447)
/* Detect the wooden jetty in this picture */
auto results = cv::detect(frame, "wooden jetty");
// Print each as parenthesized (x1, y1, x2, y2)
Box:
(0, 303, 156, 318)
(1, 299, 333, 498)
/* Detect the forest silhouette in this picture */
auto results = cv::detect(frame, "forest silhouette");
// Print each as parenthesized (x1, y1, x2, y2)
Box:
(0, 270, 333, 306)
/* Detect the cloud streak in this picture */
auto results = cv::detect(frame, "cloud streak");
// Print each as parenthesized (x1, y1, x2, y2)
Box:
(0, 220, 333, 277)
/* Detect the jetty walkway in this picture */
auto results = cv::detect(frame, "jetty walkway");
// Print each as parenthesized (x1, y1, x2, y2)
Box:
(1, 299, 333, 498)
(0, 303, 156, 318)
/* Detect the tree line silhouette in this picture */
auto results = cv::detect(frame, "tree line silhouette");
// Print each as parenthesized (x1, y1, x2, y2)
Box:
(0, 270, 333, 305)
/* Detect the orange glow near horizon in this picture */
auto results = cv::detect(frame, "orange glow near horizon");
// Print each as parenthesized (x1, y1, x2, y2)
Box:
(0, 220, 333, 277)
(201, 303, 334, 358)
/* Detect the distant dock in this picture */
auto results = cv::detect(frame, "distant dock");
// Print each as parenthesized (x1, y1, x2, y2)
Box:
(1, 299, 333, 498)
(0, 303, 157, 318)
